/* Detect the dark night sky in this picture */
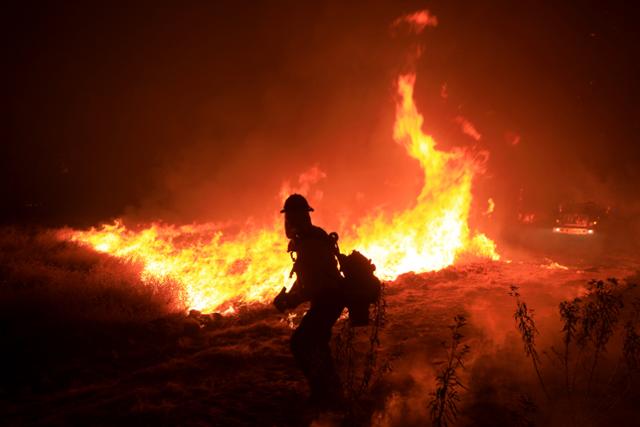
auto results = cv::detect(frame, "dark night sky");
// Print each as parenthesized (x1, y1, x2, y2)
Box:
(2, 1, 639, 227)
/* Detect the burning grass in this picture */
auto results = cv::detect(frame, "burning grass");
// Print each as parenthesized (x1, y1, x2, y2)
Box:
(0, 227, 185, 324)
(0, 227, 187, 398)
(60, 70, 498, 316)
(2, 231, 639, 426)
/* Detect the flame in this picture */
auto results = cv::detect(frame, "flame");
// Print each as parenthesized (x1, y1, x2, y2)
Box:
(59, 220, 290, 312)
(485, 198, 496, 216)
(391, 10, 439, 34)
(61, 73, 498, 313)
(454, 115, 482, 141)
(340, 74, 497, 276)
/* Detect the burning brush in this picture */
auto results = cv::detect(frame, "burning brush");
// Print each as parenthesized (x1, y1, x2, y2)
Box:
(61, 71, 499, 315)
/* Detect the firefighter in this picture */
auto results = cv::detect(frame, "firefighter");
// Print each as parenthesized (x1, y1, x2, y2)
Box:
(273, 194, 345, 408)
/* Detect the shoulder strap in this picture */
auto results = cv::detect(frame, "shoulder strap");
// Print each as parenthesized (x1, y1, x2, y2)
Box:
(328, 232, 340, 256)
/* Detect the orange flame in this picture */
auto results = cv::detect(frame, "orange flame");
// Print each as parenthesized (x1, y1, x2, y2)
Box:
(61, 73, 498, 313)
(341, 74, 497, 276)
(454, 115, 482, 141)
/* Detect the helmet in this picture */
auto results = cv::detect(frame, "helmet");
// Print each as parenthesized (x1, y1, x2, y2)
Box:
(280, 194, 314, 213)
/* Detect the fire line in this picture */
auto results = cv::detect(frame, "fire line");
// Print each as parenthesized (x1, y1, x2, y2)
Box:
(61, 73, 499, 314)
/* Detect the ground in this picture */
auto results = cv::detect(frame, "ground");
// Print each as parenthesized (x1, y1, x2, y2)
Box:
(1, 234, 639, 426)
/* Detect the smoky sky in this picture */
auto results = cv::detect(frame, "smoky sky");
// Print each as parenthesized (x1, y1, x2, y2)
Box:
(2, 0, 639, 228)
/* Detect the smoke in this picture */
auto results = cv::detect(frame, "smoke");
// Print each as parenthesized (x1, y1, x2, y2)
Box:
(391, 10, 438, 34)
(279, 166, 327, 205)
(3, 2, 639, 251)
(372, 356, 436, 427)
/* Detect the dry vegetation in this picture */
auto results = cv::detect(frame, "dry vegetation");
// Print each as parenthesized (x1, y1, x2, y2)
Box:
(508, 278, 640, 426)
(0, 227, 184, 323)
(1, 228, 639, 426)
(0, 227, 185, 397)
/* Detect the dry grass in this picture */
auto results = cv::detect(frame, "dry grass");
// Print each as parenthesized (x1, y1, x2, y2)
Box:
(0, 226, 184, 324)
(2, 230, 639, 426)
(0, 227, 186, 397)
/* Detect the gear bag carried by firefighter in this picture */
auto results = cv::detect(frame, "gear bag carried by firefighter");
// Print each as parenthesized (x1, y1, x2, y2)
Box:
(328, 232, 381, 326)
(273, 228, 382, 326)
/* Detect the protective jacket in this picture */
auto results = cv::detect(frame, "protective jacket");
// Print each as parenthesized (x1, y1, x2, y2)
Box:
(286, 225, 343, 306)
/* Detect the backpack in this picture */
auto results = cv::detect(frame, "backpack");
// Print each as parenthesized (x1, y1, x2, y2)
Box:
(329, 233, 382, 326)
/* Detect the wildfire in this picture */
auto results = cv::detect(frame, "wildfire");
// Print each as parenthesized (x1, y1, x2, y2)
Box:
(340, 74, 497, 276)
(61, 73, 499, 313)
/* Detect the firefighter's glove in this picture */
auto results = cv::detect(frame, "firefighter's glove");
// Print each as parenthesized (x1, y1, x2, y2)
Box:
(273, 287, 289, 313)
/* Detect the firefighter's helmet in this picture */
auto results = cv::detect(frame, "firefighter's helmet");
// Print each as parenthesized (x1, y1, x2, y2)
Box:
(280, 194, 314, 214)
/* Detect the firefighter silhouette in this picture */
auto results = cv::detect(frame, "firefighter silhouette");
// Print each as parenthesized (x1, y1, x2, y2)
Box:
(273, 194, 345, 408)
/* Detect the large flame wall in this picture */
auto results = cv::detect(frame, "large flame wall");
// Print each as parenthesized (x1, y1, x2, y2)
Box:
(61, 73, 498, 313)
